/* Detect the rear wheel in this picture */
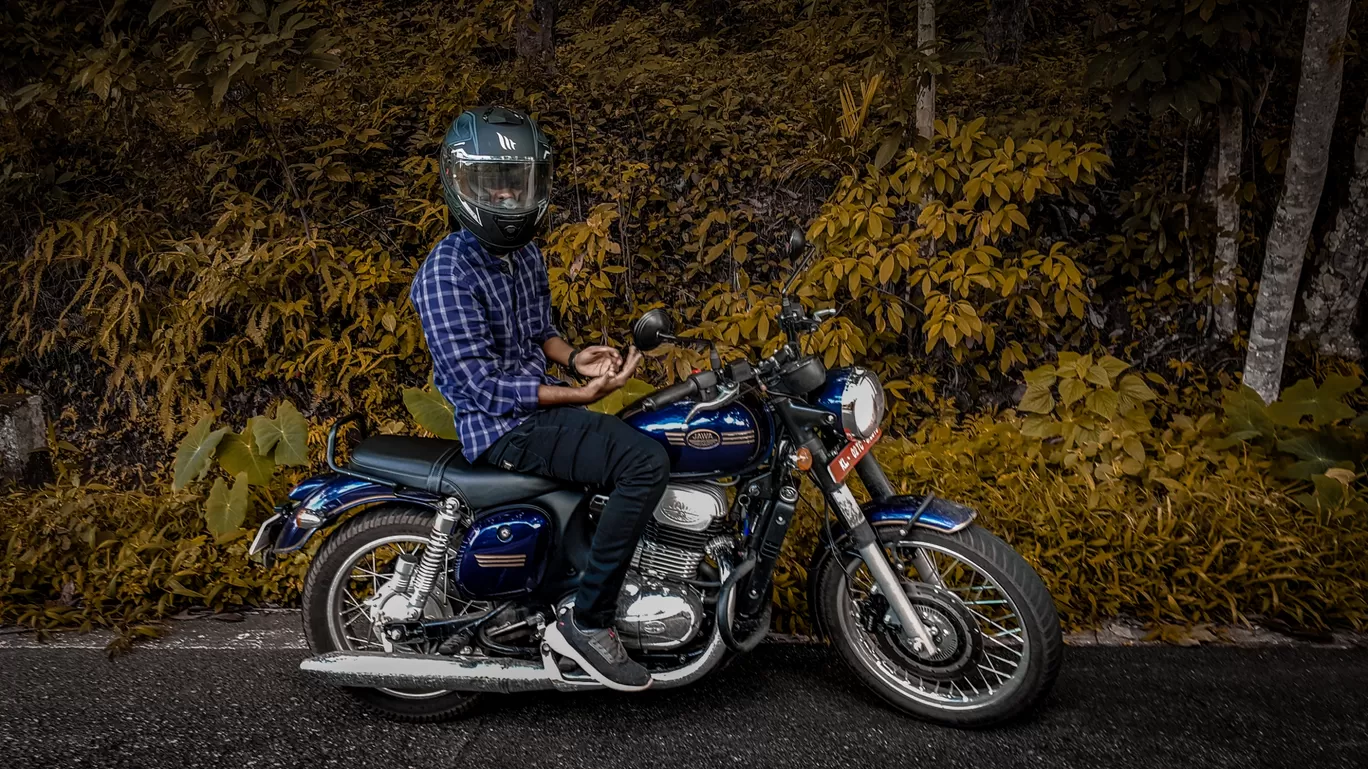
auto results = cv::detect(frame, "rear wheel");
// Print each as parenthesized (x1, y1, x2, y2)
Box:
(815, 524, 1062, 727)
(301, 505, 489, 723)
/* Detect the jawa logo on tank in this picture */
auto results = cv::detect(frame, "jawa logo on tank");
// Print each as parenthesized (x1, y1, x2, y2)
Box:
(666, 429, 756, 450)
(684, 429, 722, 449)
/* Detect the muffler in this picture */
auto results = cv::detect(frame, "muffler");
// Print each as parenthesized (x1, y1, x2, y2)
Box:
(299, 651, 566, 693)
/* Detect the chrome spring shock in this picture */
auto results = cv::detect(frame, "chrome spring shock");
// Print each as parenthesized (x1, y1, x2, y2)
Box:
(403, 495, 465, 619)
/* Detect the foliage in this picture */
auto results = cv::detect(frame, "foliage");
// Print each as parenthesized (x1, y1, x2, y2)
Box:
(805, 116, 1109, 374)
(770, 375, 1368, 634)
(0, 0, 1362, 638)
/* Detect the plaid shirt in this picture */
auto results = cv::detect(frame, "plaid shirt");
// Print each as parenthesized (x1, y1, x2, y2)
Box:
(411, 230, 562, 461)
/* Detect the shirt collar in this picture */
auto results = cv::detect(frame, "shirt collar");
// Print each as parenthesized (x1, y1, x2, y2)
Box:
(456, 229, 525, 268)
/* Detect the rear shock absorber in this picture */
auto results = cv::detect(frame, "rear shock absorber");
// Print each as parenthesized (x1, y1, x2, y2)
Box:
(404, 495, 466, 619)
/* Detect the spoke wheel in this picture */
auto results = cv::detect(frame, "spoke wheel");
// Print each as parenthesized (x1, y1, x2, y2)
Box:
(301, 505, 491, 723)
(325, 534, 489, 699)
(816, 524, 1062, 727)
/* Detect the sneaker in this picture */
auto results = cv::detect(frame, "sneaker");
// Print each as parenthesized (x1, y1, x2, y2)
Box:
(543, 606, 653, 692)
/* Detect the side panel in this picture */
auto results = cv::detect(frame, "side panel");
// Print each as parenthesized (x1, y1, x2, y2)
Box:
(454, 508, 553, 598)
(625, 398, 771, 477)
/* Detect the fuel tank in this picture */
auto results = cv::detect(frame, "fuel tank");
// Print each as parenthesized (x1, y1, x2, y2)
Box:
(624, 395, 771, 477)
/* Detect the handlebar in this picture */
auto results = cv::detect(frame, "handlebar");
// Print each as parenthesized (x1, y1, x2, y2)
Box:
(640, 379, 699, 411)
(639, 370, 721, 412)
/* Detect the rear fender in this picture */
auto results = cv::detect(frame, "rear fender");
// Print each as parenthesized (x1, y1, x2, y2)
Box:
(804, 494, 977, 639)
(271, 473, 441, 553)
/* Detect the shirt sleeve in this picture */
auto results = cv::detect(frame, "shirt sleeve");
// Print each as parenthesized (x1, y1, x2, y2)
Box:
(412, 260, 541, 418)
(528, 247, 562, 346)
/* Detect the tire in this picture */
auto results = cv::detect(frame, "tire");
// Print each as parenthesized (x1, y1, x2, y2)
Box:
(300, 504, 485, 723)
(815, 524, 1062, 727)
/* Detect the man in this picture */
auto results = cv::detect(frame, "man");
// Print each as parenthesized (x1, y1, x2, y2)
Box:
(410, 106, 668, 692)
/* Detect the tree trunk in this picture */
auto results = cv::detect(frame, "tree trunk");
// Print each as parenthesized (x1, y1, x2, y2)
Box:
(1296, 94, 1368, 358)
(916, 0, 936, 139)
(516, 0, 556, 74)
(984, 0, 1029, 64)
(1242, 0, 1351, 403)
(1213, 104, 1243, 337)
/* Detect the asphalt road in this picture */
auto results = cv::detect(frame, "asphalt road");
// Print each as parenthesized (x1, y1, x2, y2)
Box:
(1, 624, 1366, 769)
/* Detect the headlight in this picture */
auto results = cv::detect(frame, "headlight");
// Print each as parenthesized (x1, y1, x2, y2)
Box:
(840, 368, 885, 439)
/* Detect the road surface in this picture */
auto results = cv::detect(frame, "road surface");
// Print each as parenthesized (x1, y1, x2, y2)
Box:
(1, 614, 1364, 768)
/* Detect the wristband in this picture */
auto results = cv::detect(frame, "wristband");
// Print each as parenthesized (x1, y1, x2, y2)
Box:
(566, 347, 582, 377)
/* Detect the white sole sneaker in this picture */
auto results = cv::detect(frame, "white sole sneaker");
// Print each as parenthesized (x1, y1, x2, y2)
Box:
(542, 623, 653, 693)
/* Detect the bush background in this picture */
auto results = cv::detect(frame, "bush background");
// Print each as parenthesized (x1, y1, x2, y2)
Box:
(2, 0, 1367, 637)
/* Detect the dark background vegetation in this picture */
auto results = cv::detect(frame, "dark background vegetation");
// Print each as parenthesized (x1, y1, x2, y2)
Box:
(1, 0, 1367, 639)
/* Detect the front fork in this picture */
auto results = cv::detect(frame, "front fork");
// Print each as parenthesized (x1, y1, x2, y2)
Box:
(827, 483, 941, 656)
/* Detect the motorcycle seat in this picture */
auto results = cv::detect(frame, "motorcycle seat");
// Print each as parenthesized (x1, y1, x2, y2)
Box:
(346, 435, 563, 509)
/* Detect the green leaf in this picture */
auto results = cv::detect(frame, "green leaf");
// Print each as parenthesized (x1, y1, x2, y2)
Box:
(172, 416, 229, 491)
(247, 415, 280, 455)
(204, 473, 250, 539)
(271, 400, 311, 466)
(874, 132, 901, 170)
(1097, 355, 1129, 382)
(1023, 366, 1056, 389)
(402, 387, 457, 440)
(1115, 374, 1157, 415)
(1059, 377, 1088, 406)
(1085, 364, 1112, 388)
(1018, 382, 1055, 414)
(1086, 387, 1119, 419)
(149, 0, 175, 24)
(1222, 385, 1275, 441)
(1267, 376, 1359, 428)
(216, 433, 274, 486)
(1276, 431, 1357, 480)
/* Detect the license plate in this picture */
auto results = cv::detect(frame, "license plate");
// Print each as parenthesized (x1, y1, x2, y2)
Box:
(827, 426, 882, 484)
(248, 513, 283, 556)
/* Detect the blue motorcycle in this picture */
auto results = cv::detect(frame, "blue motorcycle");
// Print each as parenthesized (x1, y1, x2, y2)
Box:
(251, 230, 1062, 726)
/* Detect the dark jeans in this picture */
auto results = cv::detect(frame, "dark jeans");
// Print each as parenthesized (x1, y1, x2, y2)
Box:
(480, 407, 670, 627)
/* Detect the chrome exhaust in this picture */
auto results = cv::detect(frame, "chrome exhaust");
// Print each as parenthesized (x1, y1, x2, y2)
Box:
(299, 651, 562, 693)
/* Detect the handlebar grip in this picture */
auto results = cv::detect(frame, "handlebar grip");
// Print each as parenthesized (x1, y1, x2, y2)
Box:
(641, 379, 700, 411)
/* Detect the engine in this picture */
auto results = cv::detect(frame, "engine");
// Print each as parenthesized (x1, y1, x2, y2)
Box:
(615, 482, 729, 651)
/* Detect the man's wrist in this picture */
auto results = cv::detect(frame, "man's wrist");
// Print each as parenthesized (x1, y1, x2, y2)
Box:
(566, 347, 582, 377)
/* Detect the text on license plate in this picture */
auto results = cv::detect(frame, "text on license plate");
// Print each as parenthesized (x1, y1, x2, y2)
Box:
(827, 426, 882, 484)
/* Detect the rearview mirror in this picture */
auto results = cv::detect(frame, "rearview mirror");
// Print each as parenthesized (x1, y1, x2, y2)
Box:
(631, 309, 676, 352)
(787, 228, 806, 257)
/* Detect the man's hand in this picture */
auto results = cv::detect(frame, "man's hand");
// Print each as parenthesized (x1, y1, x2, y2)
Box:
(576, 346, 643, 403)
(572, 345, 623, 377)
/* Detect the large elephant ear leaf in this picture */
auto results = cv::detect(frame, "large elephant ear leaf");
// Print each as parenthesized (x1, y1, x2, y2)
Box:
(204, 472, 251, 539)
(216, 432, 275, 486)
(172, 415, 229, 490)
(248, 414, 283, 456)
(403, 387, 457, 440)
(271, 400, 311, 466)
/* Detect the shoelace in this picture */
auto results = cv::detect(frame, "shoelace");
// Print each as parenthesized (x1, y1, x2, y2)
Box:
(585, 626, 630, 664)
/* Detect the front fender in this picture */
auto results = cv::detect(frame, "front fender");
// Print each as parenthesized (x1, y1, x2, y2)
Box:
(271, 473, 441, 553)
(804, 493, 977, 637)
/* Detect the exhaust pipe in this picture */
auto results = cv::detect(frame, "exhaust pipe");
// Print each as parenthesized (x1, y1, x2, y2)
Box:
(300, 651, 562, 693)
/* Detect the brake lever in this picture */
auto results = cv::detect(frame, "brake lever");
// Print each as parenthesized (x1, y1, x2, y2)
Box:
(685, 380, 741, 423)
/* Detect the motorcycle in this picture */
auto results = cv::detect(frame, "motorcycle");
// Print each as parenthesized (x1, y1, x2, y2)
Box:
(250, 229, 1062, 726)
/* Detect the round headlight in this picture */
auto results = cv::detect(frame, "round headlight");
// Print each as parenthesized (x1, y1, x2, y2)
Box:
(840, 368, 885, 439)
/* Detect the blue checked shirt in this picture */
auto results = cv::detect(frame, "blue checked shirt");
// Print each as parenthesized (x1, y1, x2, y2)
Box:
(411, 230, 562, 461)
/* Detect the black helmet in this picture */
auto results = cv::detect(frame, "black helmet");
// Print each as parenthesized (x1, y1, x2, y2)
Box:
(440, 106, 553, 252)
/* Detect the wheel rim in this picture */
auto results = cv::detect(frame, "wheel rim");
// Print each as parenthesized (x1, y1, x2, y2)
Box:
(835, 539, 1029, 712)
(324, 534, 489, 700)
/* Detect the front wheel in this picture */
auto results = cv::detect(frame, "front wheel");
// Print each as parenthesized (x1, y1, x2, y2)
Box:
(815, 524, 1062, 727)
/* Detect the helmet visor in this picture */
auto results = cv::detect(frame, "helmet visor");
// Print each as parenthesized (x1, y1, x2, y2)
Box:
(442, 151, 550, 214)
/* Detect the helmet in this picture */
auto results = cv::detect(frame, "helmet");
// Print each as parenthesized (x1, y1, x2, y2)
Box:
(440, 106, 553, 252)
